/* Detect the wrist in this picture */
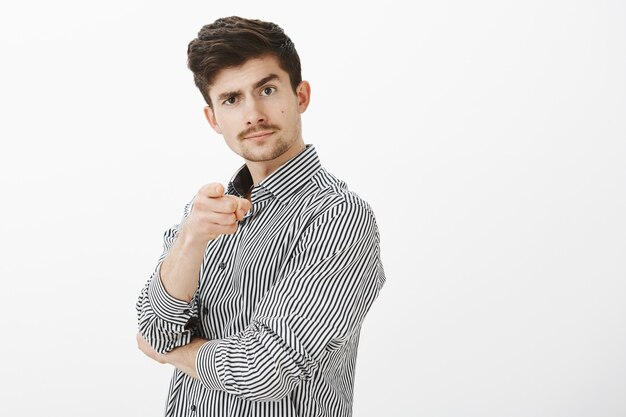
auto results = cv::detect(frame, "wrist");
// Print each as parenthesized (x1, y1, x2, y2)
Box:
(178, 227, 213, 249)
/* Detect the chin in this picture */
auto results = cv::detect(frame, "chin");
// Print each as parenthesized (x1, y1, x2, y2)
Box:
(243, 150, 285, 163)
(242, 141, 292, 163)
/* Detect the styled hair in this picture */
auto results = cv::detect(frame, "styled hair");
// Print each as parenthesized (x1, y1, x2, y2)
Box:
(187, 16, 302, 107)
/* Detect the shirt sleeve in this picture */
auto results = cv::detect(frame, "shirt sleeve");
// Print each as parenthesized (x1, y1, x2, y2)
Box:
(195, 196, 386, 401)
(136, 200, 199, 353)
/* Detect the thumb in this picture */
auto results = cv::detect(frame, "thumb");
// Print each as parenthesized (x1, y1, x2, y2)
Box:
(238, 198, 252, 214)
(234, 198, 252, 221)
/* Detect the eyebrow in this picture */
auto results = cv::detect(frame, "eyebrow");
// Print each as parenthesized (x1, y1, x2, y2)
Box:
(216, 73, 281, 102)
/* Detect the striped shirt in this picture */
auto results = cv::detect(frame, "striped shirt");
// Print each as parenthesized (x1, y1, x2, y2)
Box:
(137, 145, 385, 417)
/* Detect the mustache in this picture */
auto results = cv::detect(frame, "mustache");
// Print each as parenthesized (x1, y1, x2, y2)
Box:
(238, 124, 280, 140)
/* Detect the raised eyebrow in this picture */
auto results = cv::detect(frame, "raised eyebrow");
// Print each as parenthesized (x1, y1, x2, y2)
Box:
(254, 74, 280, 89)
(216, 74, 281, 102)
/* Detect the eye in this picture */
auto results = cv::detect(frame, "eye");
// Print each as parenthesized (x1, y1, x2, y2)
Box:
(223, 96, 237, 105)
(261, 86, 276, 96)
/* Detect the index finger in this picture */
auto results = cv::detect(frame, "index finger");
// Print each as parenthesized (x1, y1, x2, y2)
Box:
(198, 183, 225, 198)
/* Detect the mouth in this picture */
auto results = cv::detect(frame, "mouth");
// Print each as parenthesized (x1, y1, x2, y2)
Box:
(243, 131, 274, 140)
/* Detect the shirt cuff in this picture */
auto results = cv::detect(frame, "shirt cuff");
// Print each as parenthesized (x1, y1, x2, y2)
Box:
(196, 339, 227, 391)
(147, 262, 194, 326)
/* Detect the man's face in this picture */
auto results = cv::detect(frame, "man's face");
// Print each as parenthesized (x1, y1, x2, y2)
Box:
(204, 55, 310, 166)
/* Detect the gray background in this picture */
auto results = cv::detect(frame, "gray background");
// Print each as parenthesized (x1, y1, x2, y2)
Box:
(1, 0, 625, 416)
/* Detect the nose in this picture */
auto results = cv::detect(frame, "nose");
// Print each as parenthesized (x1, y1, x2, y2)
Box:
(244, 97, 266, 126)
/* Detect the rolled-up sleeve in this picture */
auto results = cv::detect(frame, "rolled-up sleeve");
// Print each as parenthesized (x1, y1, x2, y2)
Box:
(137, 201, 199, 353)
(196, 197, 385, 401)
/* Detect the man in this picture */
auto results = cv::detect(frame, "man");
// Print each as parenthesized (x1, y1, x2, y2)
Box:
(136, 16, 385, 417)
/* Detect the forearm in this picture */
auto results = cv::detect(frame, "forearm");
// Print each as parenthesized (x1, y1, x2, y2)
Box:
(137, 231, 203, 353)
(137, 185, 250, 352)
(139, 318, 313, 401)
(136, 268, 196, 353)
(160, 184, 250, 302)
(160, 229, 208, 302)
(137, 332, 206, 379)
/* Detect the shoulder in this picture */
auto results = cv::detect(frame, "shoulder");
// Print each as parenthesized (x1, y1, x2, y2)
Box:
(310, 168, 374, 207)
(303, 169, 379, 235)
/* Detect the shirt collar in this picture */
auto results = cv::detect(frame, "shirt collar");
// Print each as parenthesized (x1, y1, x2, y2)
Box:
(227, 144, 322, 204)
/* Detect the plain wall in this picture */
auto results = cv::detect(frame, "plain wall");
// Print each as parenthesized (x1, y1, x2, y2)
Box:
(1, 1, 625, 416)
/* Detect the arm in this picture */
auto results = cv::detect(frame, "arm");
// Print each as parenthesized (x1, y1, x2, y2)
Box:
(136, 331, 206, 379)
(161, 183, 251, 301)
(193, 198, 385, 400)
(136, 183, 251, 353)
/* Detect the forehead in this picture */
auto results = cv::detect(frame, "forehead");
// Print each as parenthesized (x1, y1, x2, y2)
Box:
(209, 56, 289, 96)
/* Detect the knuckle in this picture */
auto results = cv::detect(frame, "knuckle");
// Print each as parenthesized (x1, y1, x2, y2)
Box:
(226, 200, 237, 212)
(219, 198, 232, 213)
(192, 199, 205, 211)
(217, 213, 235, 226)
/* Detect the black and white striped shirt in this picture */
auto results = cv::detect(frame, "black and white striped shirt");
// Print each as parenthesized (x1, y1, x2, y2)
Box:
(137, 145, 385, 417)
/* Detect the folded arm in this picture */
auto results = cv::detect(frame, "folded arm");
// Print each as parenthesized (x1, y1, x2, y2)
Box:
(138, 197, 385, 401)
(167, 198, 385, 401)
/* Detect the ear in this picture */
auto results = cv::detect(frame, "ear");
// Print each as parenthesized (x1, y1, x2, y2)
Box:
(203, 106, 222, 134)
(296, 81, 311, 113)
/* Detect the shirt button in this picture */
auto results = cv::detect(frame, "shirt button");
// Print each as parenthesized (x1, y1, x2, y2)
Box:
(183, 309, 191, 315)
(218, 262, 226, 270)
(202, 307, 209, 315)
(190, 404, 196, 412)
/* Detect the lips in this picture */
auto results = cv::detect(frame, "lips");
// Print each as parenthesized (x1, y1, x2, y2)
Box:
(238, 124, 280, 141)
(243, 131, 274, 140)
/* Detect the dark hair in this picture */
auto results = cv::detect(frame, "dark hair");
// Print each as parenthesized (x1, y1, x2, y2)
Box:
(187, 16, 302, 107)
